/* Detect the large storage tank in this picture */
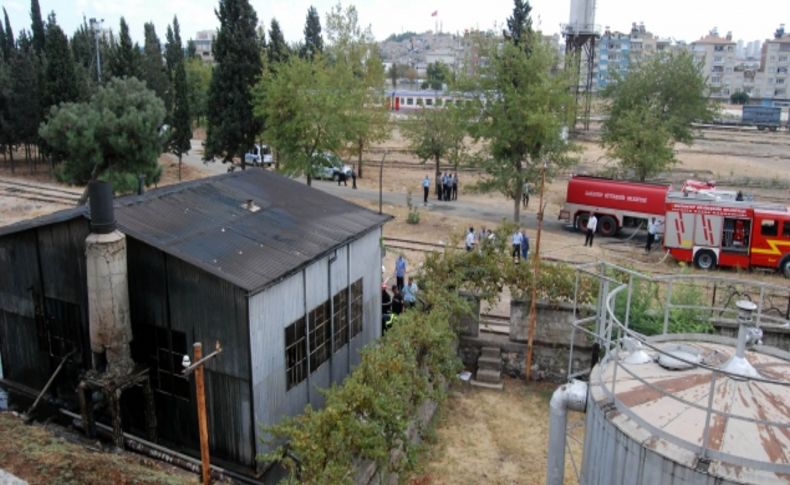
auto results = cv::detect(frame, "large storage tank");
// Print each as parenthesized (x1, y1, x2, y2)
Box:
(567, 0, 596, 35)
(569, 271, 790, 485)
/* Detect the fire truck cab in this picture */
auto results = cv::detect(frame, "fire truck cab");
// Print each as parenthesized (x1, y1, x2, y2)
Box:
(664, 191, 790, 277)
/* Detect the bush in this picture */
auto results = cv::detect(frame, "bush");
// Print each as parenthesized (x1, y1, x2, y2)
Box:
(730, 90, 749, 105)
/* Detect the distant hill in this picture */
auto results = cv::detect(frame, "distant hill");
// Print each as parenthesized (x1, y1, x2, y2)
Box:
(385, 31, 418, 43)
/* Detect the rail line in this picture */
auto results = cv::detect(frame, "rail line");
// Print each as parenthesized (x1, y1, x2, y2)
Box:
(0, 178, 82, 206)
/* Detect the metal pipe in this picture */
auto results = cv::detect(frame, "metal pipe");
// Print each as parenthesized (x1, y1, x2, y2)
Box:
(546, 380, 588, 485)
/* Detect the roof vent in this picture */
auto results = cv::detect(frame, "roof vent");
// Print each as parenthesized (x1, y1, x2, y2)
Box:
(720, 300, 761, 378)
(242, 199, 260, 213)
(657, 344, 701, 370)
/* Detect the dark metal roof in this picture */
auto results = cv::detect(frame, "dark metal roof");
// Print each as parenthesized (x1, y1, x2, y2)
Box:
(113, 170, 390, 293)
(0, 205, 87, 237)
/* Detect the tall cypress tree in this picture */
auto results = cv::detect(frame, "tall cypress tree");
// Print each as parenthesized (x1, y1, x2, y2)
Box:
(141, 22, 168, 102)
(0, 18, 6, 63)
(30, 0, 45, 54)
(3, 8, 15, 59)
(267, 18, 288, 67)
(204, 0, 262, 168)
(9, 37, 41, 150)
(301, 6, 323, 60)
(170, 64, 191, 180)
(165, 17, 183, 80)
(43, 13, 78, 108)
(504, 0, 532, 49)
(110, 17, 139, 78)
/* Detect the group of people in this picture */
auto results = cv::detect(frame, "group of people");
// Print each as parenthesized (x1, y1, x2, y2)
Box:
(582, 214, 664, 251)
(463, 226, 529, 262)
(382, 255, 419, 332)
(422, 173, 459, 204)
(336, 170, 357, 189)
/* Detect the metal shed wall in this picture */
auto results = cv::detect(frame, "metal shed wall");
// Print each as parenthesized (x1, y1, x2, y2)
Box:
(249, 227, 383, 460)
(0, 218, 91, 388)
(126, 237, 254, 468)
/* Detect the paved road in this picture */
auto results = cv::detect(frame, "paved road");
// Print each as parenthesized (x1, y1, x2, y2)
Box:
(180, 139, 567, 231)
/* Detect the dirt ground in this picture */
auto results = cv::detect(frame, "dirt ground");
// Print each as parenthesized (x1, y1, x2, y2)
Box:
(410, 379, 585, 485)
(0, 412, 197, 484)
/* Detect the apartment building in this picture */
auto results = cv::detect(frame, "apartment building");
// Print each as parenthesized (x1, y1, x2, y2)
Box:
(595, 23, 677, 90)
(193, 29, 216, 63)
(754, 33, 790, 102)
(691, 33, 738, 99)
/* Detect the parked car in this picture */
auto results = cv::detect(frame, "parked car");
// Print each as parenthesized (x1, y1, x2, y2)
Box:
(244, 144, 273, 166)
(311, 152, 353, 181)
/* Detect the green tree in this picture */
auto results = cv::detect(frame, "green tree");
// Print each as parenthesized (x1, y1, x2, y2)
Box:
(165, 17, 191, 181)
(423, 61, 450, 90)
(267, 18, 289, 68)
(110, 17, 140, 78)
(185, 57, 211, 126)
(39, 77, 165, 197)
(255, 56, 355, 185)
(7, 37, 42, 170)
(164, 17, 182, 78)
(141, 23, 168, 103)
(601, 51, 714, 181)
(504, 0, 532, 49)
(30, 0, 45, 54)
(470, 37, 575, 222)
(186, 39, 197, 58)
(402, 103, 467, 176)
(43, 14, 79, 108)
(730, 90, 749, 105)
(204, 0, 262, 169)
(388, 61, 399, 88)
(3, 8, 15, 60)
(300, 6, 323, 60)
(325, 2, 388, 178)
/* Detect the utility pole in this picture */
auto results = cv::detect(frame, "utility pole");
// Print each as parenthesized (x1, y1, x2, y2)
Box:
(378, 151, 387, 214)
(182, 341, 223, 485)
(89, 18, 103, 84)
(525, 159, 547, 381)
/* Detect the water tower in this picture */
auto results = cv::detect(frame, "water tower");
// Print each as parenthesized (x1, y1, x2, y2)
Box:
(563, 0, 599, 131)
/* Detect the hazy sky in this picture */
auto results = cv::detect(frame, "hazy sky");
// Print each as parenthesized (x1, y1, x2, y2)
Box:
(1, 0, 786, 46)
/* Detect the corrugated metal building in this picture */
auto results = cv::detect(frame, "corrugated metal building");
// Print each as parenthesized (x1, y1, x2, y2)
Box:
(0, 170, 389, 473)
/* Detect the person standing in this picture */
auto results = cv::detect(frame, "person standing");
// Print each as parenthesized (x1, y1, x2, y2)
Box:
(452, 173, 458, 200)
(394, 254, 406, 290)
(422, 175, 431, 204)
(403, 277, 418, 308)
(391, 285, 404, 315)
(584, 214, 598, 247)
(465, 227, 476, 251)
(511, 230, 523, 262)
(646, 218, 657, 252)
(351, 170, 357, 189)
(521, 230, 530, 261)
(522, 181, 530, 208)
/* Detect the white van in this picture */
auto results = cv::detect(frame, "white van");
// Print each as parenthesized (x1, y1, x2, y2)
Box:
(244, 144, 273, 166)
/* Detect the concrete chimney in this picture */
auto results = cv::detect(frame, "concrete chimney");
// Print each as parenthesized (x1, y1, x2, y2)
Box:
(85, 181, 134, 377)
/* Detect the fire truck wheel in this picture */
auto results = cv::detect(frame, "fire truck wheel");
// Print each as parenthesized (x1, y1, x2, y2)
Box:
(598, 215, 618, 237)
(694, 250, 717, 270)
(575, 213, 589, 231)
(780, 256, 790, 278)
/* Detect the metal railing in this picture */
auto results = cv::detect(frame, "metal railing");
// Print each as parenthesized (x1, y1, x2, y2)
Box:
(566, 262, 790, 475)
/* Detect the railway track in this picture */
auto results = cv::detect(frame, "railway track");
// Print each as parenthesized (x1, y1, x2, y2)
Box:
(0, 178, 82, 206)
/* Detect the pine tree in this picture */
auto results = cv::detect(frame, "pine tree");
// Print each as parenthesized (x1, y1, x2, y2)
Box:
(267, 18, 288, 67)
(504, 0, 532, 49)
(9, 38, 41, 151)
(110, 17, 139, 78)
(43, 13, 78, 108)
(187, 39, 196, 59)
(301, 6, 323, 60)
(204, 0, 262, 169)
(142, 22, 168, 102)
(0, 16, 6, 63)
(30, 0, 45, 54)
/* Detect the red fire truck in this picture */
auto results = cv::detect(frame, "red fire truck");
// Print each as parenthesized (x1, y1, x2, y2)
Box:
(559, 176, 671, 237)
(664, 191, 790, 277)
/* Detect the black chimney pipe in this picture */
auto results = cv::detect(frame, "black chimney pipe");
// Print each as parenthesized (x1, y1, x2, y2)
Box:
(88, 181, 116, 234)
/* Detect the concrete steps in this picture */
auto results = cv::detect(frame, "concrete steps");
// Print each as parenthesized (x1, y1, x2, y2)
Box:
(471, 346, 503, 390)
